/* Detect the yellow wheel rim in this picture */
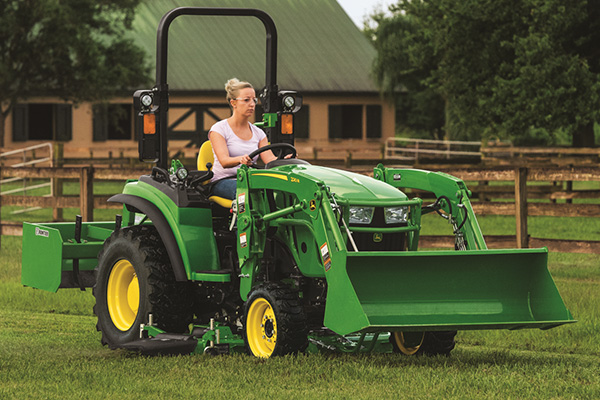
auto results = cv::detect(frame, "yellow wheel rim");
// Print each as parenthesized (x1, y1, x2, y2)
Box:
(392, 331, 424, 355)
(246, 298, 278, 358)
(107, 259, 139, 331)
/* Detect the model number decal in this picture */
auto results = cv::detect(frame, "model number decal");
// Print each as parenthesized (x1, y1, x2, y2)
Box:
(35, 227, 49, 238)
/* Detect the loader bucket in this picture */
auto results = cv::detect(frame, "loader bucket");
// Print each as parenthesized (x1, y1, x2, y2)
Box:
(324, 248, 574, 335)
(21, 221, 116, 292)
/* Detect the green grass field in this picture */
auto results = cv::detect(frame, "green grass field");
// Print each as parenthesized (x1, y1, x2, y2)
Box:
(1, 180, 599, 398)
(1, 227, 599, 398)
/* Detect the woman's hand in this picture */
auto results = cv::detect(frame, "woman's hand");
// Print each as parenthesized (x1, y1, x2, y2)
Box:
(239, 154, 252, 166)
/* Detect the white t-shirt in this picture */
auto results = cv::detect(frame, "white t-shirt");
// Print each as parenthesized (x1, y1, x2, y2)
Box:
(209, 119, 267, 182)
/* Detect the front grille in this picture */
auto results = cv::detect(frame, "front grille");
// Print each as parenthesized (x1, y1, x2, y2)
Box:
(346, 207, 408, 251)
(348, 231, 406, 251)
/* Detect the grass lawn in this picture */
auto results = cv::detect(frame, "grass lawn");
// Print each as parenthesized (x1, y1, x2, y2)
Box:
(1, 178, 599, 398)
(1, 224, 599, 398)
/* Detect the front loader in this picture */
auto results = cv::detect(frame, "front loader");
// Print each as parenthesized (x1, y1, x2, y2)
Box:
(21, 7, 574, 358)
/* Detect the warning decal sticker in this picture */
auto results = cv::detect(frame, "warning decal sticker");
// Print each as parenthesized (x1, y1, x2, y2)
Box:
(239, 232, 247, 248)
(237, 193, 246, 214)
(320, 242, 332, 271)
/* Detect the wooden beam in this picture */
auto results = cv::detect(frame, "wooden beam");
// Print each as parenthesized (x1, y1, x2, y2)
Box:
(470, 202, 600, 217)
(0, 223, 22, 236)
(550, 190, 600, 200)
(528, 203, 600, 217)
(444, 168, 515, 181)
(430, 166, 600, 182)
(482, 146, 600, 155)
(52, 143, 64, 221)
(515, 167, 528, 248)
(80, 167, 94, 222)
(529, 238, 600, 254)
(0, 167, 84, 179)
(94, 196, 123, 209)
(0, 195, 79, 208)
(94, 168, 151, 180)
(471, 203, 516, 216)
(420, 235, 600, 254)
(528, 167, 600, 182)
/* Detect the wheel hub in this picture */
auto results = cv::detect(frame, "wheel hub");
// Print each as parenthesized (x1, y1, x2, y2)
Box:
(247, 297, 278, 357)
(107, 259, 140, 331)
(263, 316, 275, 338)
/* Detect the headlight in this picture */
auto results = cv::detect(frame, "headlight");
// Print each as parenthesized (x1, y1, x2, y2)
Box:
(384, 206, 409, 224)
(140, 93, 153, 108)
(283, 95, 295, 110)
(175, 167, 188, 181)
(348, 207, 374, 225)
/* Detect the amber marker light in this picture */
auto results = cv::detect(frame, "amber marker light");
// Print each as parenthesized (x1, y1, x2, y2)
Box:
(144, 114, 156, 134)
(281, 114, 293, 134)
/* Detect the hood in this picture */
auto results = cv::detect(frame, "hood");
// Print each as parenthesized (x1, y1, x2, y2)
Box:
(275, 164, 408, 204)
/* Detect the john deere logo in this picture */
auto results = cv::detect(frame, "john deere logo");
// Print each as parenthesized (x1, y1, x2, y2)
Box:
(373, 233, 383, 243)
(309, 199, 317, 211)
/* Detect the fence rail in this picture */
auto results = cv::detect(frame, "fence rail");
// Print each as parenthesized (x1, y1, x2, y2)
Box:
(385, 137, 483, 161)
(0, 143, 54, 215)
(1, 165, 599, 254)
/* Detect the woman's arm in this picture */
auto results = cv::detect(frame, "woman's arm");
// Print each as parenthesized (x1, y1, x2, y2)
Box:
(210, 131, 252, 167)
(258, 137, 277, 164)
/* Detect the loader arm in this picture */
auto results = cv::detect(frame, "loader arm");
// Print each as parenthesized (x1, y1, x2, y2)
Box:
(373, 165, 486, 250)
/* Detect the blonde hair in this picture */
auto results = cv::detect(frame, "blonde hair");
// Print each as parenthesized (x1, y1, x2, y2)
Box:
(225, 78, 253, 103)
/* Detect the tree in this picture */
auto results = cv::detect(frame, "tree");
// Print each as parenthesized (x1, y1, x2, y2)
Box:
(367, 7, 446, 139)
(0, 0, 151, 147)
(369, 0, 600, 146)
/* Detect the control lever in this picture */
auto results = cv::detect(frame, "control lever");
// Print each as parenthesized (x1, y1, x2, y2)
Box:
(229, 200, 237, 231)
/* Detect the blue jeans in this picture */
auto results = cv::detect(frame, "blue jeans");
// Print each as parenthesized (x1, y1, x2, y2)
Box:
(211, 178, 237, 200)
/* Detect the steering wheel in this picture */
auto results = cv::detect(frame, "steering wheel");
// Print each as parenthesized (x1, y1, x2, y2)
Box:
(247, 143, 297, 162)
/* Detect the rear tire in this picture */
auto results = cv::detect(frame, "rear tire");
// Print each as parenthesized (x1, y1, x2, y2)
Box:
(390, 331, 456, 356)
(243, 282, 308, 358)
(94, 225, 194, 348)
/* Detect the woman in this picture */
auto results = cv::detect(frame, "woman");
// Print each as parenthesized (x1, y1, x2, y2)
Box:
(209, 78, 278, 200)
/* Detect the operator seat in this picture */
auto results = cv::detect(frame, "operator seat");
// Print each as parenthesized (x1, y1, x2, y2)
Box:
(197, 140, 234, 209)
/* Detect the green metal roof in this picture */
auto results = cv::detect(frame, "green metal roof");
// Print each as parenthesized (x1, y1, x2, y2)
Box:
(132, 0, 378, 93)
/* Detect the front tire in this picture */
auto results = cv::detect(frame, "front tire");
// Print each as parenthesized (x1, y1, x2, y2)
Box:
(93, 225, 193, 348)
(243, 282, 307, 358)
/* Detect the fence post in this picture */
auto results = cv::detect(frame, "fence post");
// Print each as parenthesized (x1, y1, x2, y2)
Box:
(566, 180, 573, 204)
(80, 166, 94, 222)
(345, 151, 352, 168)
(52, 143, 64, 221)
(415, 141, 419, 163)
(515, 167, 528, 248)
(0, 165, 2, 245)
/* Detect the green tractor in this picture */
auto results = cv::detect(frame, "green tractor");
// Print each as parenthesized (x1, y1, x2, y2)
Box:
(21, 7, 574, 358)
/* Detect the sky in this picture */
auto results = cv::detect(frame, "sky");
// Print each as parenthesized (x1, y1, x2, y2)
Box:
(336, 0, 396, 27)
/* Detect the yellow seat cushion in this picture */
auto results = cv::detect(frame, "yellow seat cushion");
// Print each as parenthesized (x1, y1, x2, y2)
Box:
(198, 140, 233, 208)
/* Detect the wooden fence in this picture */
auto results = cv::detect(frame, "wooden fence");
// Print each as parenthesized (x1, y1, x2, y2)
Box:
(1, 165, 599, 254)
(415, 166, 600, 253)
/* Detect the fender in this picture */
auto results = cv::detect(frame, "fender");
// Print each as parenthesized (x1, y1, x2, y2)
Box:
(108, 193, 188, 281)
